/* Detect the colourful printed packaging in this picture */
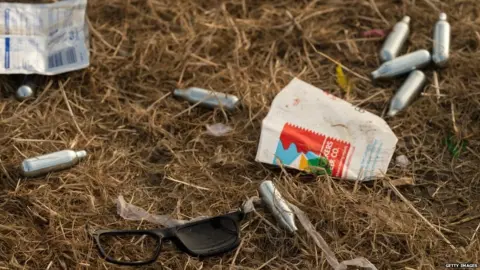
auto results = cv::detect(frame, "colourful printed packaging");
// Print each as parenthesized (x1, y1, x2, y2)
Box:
(255, 78, 398, 181)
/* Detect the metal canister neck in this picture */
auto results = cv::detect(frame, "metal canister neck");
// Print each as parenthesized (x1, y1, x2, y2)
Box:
(76, 150, 87, 159)
(439, 13, 447, 21)
(173, 88, 184, 97)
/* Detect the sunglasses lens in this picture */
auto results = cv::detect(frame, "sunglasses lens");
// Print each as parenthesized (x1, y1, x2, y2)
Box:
(176, 217, 239, 256)
(97, 232, 160, 264)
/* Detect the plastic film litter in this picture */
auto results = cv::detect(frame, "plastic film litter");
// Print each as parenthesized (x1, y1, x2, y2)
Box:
(116, 195, 258, 227)
(287, 203, 378, 270)
(116, 193, 377, 270)
(116, 195, 209, 227)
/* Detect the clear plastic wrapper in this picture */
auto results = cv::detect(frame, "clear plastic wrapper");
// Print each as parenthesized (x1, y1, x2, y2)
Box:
(116, 195, 209, 227)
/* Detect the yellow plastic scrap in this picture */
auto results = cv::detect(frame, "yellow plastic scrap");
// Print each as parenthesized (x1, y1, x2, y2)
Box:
(336, 64, 351, 95)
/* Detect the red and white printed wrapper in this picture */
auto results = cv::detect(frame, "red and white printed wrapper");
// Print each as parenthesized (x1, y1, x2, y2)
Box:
(255, 78, 398, 181)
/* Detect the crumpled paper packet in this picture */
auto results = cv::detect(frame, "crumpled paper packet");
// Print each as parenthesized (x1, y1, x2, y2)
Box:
(255, 78, 398, 181)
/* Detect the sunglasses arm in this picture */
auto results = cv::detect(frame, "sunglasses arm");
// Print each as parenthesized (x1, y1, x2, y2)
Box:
(151, 227, 176, 238)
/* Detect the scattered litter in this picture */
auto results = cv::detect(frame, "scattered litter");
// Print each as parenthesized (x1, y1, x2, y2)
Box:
(289, 202, 377, 270)
(373, 13, 450, 119)
(100, 199, 251, 266)
(388, 70, 427, 116)
(0, 0, 90, 75)
(335, 65, 351, 95)
(371, 49, 431, 80)
(117, 195, 259, 228)
(241, 196, 261, 213)
(395, 155, 411, 168)
(247, 180, 378, 270)
(258, 180, 297, 233)
(432, 13, 450, 67)
(173, 87, 240, 111)
(117, 182, 378, 270)
(206, 123, 233, 136)
(21, 149, 87, 177)
(379, 16, 410, 62)
(445, 135, 467, 159)
(255, 78, 398, 181)
(362, 29, 386, 38)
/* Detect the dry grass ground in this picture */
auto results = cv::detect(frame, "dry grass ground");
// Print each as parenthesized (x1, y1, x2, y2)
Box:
(0, 0, 479, 269)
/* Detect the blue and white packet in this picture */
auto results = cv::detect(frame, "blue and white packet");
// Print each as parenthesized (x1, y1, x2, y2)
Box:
(0, 0, 89, 75)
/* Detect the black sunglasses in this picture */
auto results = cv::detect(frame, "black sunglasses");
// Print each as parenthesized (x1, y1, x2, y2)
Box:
(92, 210, 245, 266)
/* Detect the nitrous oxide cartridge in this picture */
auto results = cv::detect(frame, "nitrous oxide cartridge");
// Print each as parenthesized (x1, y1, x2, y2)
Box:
(15, 84, 35, 101)
(371, 49, 431, 80)
(388, 70, 427, 117)
(432, 13, 450, 67)
(15, 75, 37, 101)
(173, 87, 240, 111)
(259, 180, 297, 233)
(380, 16, 411, 62)
(21, 150, 88, 177)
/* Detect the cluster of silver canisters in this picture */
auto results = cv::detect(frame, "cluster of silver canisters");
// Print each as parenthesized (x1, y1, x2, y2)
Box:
(371, 13, 450, 117)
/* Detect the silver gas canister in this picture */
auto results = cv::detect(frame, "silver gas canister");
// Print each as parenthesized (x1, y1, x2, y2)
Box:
(258, 180, 297, 233)
(15, 76, 37, 101)
(21, 150, 88, 177)
(432, 13, 450, 67)
(15, 84, 35, 101)
(173, 87, 240, 111)
(380, 16, 411, 62)
(371, 49, 431, 80)
(388, 70, 427, 116)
